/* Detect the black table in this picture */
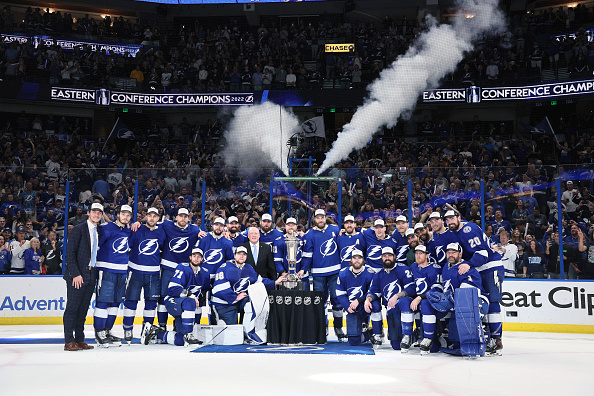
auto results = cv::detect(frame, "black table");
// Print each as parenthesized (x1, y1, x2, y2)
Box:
(267, 290, 327, 344)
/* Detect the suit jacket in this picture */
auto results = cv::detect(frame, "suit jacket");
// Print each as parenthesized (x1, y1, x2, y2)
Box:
(241, 241, 276, 280)
(64, 221, 95, 283)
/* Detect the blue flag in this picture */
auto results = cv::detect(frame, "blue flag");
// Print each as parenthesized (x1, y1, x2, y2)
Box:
(521, 116, 555, 135)
(112, 118, 136, 140)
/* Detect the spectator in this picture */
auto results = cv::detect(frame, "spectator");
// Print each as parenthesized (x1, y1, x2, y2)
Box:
(24, 237, 44, 275)
(562, 181, 581, 221)
(0, 235, 12, 274)
(42, 230, 62, 275)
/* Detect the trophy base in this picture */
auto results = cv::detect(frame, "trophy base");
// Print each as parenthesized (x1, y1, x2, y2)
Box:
(281, 280, 303, 291)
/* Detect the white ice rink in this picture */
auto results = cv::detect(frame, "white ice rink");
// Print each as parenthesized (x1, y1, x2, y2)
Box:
(2, 325, 593, 396)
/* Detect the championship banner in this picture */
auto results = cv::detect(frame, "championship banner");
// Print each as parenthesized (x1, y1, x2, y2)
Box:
(50, 87, 254, 107)
(1, 33, 143, 56)
(422, 79, 594, 103)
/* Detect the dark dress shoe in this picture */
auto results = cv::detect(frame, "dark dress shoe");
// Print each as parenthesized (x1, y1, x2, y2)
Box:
(64, 342, 82, 351)
(76, 342, 94, 350)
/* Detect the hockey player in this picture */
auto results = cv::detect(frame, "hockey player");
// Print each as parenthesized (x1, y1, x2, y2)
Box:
(361, 219, 397, 272)
(197, 217, 234, 278)
(427, 242, 489, 358)
(336, 249, 375, 345)
(426, 212, 458, 267)
(211, 246, 285, 325)
(227, 216, 247, 248)
(444, 210, 504, 356)
(404, 228, 420, 266)
(364, 247, 415, 351)
(414, 222, 431, 244)
(390, 215, 410, 265)
(94, 205, 132, 346)
(122, 207, 166, 343)
(141, 247, 211, 346)
(337, 215, 365, 270)
(409, 245, 443, 355)
(302, 209, 345, 339)
(273, 217, 308, 289)
(258, 213, 284, 246)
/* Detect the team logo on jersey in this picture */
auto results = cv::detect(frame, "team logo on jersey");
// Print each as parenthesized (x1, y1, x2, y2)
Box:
(295, 296, 302, 305)
(24, 195, 34, 202)
(205, 248, 223, 264)
(396, 246, 408, 262)
(320, 239, 337, 257)
(340, 245, 357, 262)
(46, 249, 56, 260)
(434, 246, 446, 264)
(189, 285, 202, 295)
(463, 226, 472, 234)
(169, 237, 189, 253)
(383, 280, 402, 300)
(112, 237, 129, 254)
(276, 296, 283, 304)
(304, 297, 312, 305)
(367, 245, 383, 261)
(269, 295, 274, 304)
(138, 239, 160, 255)
(314, 296, 321, 305)
(443, 279, 452, 293)
(415, 278, 429, 295)
(233, 277, 251, 293)
(284, 296, 292, 305)
(348, 286, 363, 301)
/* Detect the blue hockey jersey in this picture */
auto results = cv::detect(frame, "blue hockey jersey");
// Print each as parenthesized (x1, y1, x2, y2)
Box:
(96, 222, 131, 274)
(336, 266, 375, 311)
(410, 262, 443, 297)
(166, 263, 211, 300)
(362, 228, 397, 271)
(230, 233, 248, 249)
(390, 230, 410, 266)
(367, 264, 415, 309)
(160, 220, 201, 270)
(259, 228, 284, 246)
(197, 232, 234, 277)
(211, 261, 275, 306)
(273, 233, 304, 274)
(427, 229, 458, 267)
(301, 224, 341, 276)
(441, 260, 484, 295)
(337, 231, 365, 269)
(128, 224, 166, 274)
(453, 222, 502, 273)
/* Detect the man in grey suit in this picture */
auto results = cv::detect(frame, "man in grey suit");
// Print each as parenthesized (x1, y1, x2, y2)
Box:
(63, 203, 103, 351)
(241, 227, 277, 281)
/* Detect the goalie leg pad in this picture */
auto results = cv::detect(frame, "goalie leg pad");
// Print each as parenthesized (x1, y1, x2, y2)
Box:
(454, 288, 486, 357)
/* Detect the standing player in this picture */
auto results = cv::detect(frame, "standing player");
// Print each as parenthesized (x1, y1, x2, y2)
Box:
(336, 249, 375, 345)
(197, 217, 234, 278)
(141, 248, 211, 346)
(337, 215, 365, 270)
(227, 216, 247, 249)
(390, 215, 410, 265)
(301, 209, 344, 339)
(364, 247, 415, 351)
(409, 245, 443, 355)
(426, 212, 458, 267)
(273, 217, 308, 288)
(362, 219, 397, 272)
(94, 205, 132, 346)
(258, 213, 283, 246)
(444, 210, 504, 356)
(123, 207, 166, 343)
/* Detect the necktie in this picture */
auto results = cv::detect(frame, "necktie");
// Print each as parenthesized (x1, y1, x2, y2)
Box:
(90, 226, 98, 268)
(252, 244, 258, 263)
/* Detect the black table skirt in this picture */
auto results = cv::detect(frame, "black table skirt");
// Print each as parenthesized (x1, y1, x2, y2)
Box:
(267, 290, 327, 344)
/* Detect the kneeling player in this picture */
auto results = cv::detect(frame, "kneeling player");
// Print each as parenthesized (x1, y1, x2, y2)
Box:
(336, 249, 375, 345)
(364, 247, 415, 351)
(409, 245, 443, 355)
(142, 248, 210, 346)
(211, 246, 285, 325)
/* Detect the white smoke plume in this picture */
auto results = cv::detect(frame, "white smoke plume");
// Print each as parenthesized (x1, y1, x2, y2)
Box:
(220, 101, 299, 175)
(317, 0, 505, 174)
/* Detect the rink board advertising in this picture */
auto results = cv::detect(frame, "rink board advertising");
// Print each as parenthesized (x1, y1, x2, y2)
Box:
(50, 87, 254, 106)
(1, 277, 593, 333)
(422, 79, 594, 103)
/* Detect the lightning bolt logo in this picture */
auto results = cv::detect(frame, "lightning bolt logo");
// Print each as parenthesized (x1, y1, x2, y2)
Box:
(383, 280, 401, 300)
(443, 279, 452, 294)
(367, 245, 382, 261)
(139, 239, 159, 255)
(435, 246, 446, 264)
(320, 239, 337, 257)
(233, 277, 251, 293)
(348, 286, 363, 301)
(415, 278, 428, 295)
(396, 246, 408, 263)
(340, 245, 356, 261)
(169, 237, 189, 253)
(112, 237, 129, 254)
(205, 249, 223, 264)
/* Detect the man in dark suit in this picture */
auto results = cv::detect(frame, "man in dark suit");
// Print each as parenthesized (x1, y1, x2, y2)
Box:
(63, 203, 103, 351)
(241, 227, 276, 280)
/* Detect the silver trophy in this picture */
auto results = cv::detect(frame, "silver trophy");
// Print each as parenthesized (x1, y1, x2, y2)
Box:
(282, 232, 303, 290)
